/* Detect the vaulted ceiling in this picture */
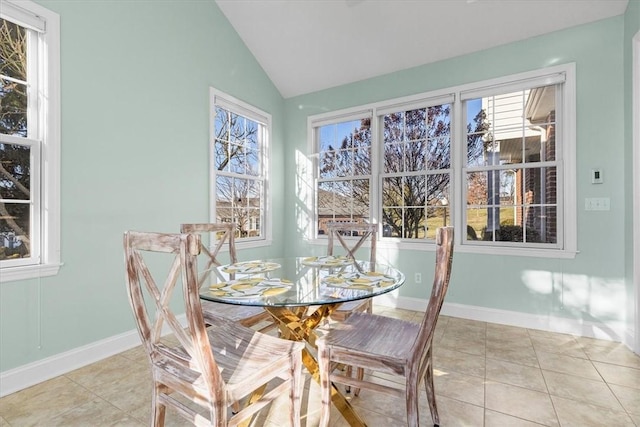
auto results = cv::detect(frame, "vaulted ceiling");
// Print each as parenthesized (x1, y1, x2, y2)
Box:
(215, 0, 629, 98)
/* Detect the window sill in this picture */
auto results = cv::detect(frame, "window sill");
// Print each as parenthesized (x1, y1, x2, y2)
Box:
(0, 263, 63, 283)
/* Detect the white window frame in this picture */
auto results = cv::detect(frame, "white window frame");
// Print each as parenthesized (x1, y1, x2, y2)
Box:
(0, 0, 61, 282)
(209, 88, 271, 248)
(309, 64, 577, 258)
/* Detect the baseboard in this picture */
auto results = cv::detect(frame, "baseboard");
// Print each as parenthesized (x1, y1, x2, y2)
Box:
(0, 314, 186, 398)
(374, 293, 630, 343)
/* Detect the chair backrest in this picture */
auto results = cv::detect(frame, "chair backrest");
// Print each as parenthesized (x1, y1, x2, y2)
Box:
(180, 223, 238, 268)
(412, 226, 454, 367)
(326, 222, 377, 266)
(123, 231, 223, 397)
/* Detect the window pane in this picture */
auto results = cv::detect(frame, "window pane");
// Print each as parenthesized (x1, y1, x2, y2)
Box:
(214, 138, 230, 171)
(405, 108, 426, 141)
(0, 18, 28, 137)
(0, 143, 30, 200)
(229, 143, 245, 174)
(384, 141, 404, 173)
(381, 207, 402, 237)
(353, 147, 370, 175)
(426, 206, 448, 239)
(0, 202, 30, 260)
(383, 112, 404, 143)
(382, 176, 404, 208)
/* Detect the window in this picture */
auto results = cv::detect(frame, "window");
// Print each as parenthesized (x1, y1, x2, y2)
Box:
(0, 0, 60, 282)
(310, 64, 576, 257)
(210, 88, 270, 243)
(315, 111, 372, 235)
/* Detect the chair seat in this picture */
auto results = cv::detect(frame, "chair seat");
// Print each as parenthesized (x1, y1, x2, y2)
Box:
(201, 300, 272, 327)
(206, 319, 302, 400)
(321, 312, 419, 363)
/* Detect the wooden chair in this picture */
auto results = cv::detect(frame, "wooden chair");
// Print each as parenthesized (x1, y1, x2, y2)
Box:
(124, 231, 303, 427)
(317, 226, 454, 427)
(326, 221, 378, 321)
(180, 223, 273, 331)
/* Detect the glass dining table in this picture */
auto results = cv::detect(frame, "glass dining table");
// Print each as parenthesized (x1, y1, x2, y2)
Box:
(199, 255, 405, 427)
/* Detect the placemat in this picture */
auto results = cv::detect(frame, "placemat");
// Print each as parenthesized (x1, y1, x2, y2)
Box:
(301, 255, 353, 268)
(221, 261, 281, 274)
(321, 271, 395, 290)
(207, 277, 292, 298)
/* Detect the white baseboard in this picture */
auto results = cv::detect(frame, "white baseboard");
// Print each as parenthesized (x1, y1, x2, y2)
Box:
(0, 315, 186, 398)
(374, 293, 632, 344)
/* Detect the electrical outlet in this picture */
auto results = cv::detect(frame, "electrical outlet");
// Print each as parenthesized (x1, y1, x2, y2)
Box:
(415, 273, 422, 283)
(585, 197, 611, 211)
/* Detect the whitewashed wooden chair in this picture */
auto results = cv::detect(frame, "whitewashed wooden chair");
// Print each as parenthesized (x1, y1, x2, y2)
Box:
(317, 226, 454, 427)
(180, 223, 274, 331)
(326, 221, 378, 322)
(124, 231, 303, 427)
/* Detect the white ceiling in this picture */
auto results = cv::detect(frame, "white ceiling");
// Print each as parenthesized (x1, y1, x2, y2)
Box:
(215, 0, 629, 99)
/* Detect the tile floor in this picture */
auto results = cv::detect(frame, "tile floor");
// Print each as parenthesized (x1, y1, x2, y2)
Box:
(1, 307, 639, 426)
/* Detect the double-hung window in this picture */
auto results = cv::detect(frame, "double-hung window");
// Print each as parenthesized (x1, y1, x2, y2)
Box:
(310, 64, 576, 257)
(210, 88, 270, 243)
(0, 0, 60, 282)
(315, 110, 373, 235)
(379, 95, 454, 240)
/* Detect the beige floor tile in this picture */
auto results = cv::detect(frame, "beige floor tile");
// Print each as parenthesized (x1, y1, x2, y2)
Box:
(0, 376, 96, 427)
(434, 370, 485, 406)
(47, 397, 144, 426)
(434, 395, 484, 426)
(486, 335, 534, 352)
(535, 350, 601, 380)
(0, 416, 9, 426)
(439, 335, 486, 356)
(529, 334, 588, 359)
(485, 409, 549, 426)
(486, 344, 539, 368)
(485, 381, 559, 426)
(434, 347, 486, 378)
(446, 317, 487, 332)
(593, 361, 640, 389)
(551, 395, 636, 427)
(486, 358, 547, 392)
(348, 391, 407, 421)
(609, 383, 640, 416)
(585, 345, 640, 369)
(119, 344, 148, 362)
(92, 367, 152, 413)
(65, 354, 146, 389)
(486, 322, 531, 338)
(542, 370, 623, 411)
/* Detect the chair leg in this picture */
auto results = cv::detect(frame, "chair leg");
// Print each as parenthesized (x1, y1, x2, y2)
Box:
(424, 364, 439, 426)
(353, 367, 364, 397)
(290, 352, 302, 427)
(152, 384, 167, 427)
(317, 343, 332, 427)
(405, 381, 420, 427)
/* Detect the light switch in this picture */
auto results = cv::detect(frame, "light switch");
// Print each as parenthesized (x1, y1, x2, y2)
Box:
(591, 168, 603, 184)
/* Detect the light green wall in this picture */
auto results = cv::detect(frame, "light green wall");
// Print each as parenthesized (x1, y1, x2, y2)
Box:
(623, 0, 640, 337)
(284, 17, 630, 335)
(0, 0, 285, 371)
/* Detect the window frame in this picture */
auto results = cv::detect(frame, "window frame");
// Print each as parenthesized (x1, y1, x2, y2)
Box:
(209, 88, 271, 248)
(0, 0, 61, 282)
(309, 64, 577, 259)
